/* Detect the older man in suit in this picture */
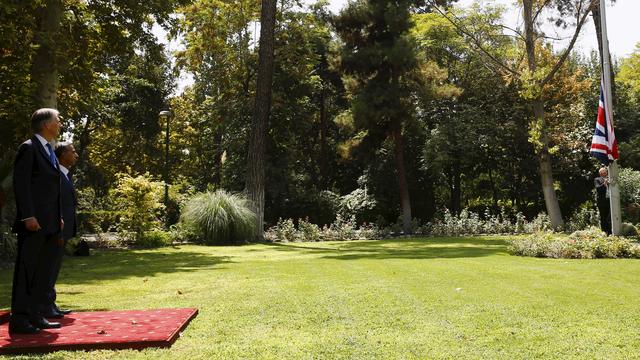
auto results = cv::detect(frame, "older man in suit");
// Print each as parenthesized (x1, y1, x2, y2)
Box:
(595, 166, 612, 235)
(37, 142, 79, 318)
(10, 108, 64, 334)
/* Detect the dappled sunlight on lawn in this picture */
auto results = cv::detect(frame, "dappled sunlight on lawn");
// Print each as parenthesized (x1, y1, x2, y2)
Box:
(263, 236, 511, 260)
(2, 237, 640, 359)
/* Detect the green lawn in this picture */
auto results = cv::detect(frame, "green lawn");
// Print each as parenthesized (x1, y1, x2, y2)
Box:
(2, 237, 640, 359)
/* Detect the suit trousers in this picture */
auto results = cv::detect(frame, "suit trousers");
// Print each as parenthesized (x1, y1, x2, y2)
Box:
(44, 239, 65, 308)
(11, 230, 55, 321)
(597, 200, 612, 235)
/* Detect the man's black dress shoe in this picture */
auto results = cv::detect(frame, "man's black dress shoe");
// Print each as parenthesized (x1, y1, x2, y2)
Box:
(30, 317, 61, 329)
(42, 311, 63, 319)
(9, 320, 40, 334)
(53, 305, 71, 315)
(40, 305, 64, 319)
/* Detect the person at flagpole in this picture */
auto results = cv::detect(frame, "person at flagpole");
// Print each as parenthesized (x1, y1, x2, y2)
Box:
(590, 78, 619, 236)
(593, 0, 622, 236)
(594, 167, 611, 235)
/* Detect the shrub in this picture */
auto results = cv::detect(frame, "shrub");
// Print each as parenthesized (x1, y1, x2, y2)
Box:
(566, 202, 599, 233)
(427, 208, 531, 236)
(619, 168, 640, 205)
(299, 218, 321, 242)
(619, 168, 640, 224)
(64, 237, 81, 255)
(137, 230, 172, 248)
(356, 222, 381, 240)
(272, 218, 297, 242)
(169, 222, 199, 243)
(181, 190, 256, 245)
(113, 173, 164, 245)
(508, 227, 640, 259)
(78, 210, 123, 233)
(76, 188, 121, 233)
(334, 214, 358, 240)
(621, 223, 639, 237)
(524, 213, 551, 233)
(265, 216, 383, 242)
(93, 232, 124, 248)
(338, 177, 377, 224)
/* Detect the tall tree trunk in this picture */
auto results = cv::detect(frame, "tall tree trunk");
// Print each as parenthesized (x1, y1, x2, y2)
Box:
(391, 122, 412, 234)
(523, 0, 563, 229)
(213, 131, 223, 186)
(488, 166, 498, 211)
(533, 100, 564, 228)
(246, 0, 277, 241)
(450, 161, 461, 215)
(32, 0, 62, 108)
(318, 83, 328, 188)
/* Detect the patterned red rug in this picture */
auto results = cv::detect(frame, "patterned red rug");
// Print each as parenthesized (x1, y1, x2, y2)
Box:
(0, 308, 198, 355)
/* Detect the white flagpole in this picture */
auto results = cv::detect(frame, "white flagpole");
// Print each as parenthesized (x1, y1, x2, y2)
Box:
(599, 0, 622, 235)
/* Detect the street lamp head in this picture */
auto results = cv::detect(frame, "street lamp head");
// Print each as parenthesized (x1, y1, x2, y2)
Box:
(159, 110, 171, 118)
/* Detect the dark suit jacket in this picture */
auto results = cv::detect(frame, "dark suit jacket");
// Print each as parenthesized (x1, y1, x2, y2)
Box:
(13, 136, 62, 237)
(594, 176, 608, 205)
(60, 172, 77, 240)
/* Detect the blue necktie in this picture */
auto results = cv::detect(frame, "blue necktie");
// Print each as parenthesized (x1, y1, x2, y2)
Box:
(45, 143, 58, 168)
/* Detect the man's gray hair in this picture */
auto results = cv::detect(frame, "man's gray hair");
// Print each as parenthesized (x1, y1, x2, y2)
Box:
(31, 108, 59, 133)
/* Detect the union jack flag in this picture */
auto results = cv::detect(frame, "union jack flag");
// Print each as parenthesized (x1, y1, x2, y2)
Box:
(590, 80, 619, 165)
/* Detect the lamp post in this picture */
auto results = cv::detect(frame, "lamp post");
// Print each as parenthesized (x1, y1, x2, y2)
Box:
(159, 110, 171, 217)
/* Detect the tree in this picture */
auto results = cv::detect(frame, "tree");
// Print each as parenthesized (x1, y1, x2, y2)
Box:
(334, 0, 423, 234)
(616, 44, 640, 169)
(413, 9, 538, 216)
(429, 0, 597, 228)
(246, 0, 278, 240)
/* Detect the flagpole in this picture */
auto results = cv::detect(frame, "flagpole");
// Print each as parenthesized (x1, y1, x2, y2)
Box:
(599, 0, 622, 235)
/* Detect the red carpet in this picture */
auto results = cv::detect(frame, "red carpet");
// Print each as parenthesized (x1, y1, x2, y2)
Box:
(0, 311, 8, 324)
(0, 308, 198, 355)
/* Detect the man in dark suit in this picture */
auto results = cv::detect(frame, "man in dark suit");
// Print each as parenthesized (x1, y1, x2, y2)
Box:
(595, 166, 612, 235)
(39, 142, 79, 318)
(10, 108, 64, 334)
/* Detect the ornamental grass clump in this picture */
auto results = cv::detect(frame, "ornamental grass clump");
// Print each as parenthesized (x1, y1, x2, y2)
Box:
(181, 190, 256, 245)
(509, 227, 640, 259)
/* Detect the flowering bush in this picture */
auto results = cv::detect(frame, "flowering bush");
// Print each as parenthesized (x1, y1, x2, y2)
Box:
(508, 227, 640, 259)
(425, 208, 536, 236)
(264, 207, 639, 248)
(265, 215, 382, 242)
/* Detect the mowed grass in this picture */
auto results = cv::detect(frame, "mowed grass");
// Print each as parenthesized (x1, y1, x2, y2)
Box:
(2, 237, 640, 359)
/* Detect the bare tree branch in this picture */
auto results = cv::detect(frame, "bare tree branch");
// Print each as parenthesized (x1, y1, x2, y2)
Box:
(497, 24, 524, 41)
(533, 0, 553, 24)
(540, 0, 597, 86)
(426, 0, 520, 77)
(539, 34, 565, 41)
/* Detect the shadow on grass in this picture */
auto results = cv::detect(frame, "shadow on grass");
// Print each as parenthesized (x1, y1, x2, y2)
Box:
(0, 248, 231, 309)
(265, 237, 510, 260)
(59, 248, 231, 285)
